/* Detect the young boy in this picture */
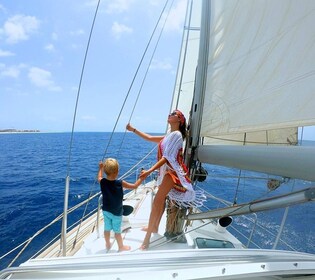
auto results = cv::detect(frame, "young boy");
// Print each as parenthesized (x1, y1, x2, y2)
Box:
(98, 158, 143, 252)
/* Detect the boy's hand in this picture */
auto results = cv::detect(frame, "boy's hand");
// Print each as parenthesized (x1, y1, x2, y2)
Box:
(99, 161, 104, 168)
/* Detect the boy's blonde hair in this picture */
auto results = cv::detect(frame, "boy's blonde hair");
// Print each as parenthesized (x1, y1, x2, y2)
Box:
(103, 158, 119, 176)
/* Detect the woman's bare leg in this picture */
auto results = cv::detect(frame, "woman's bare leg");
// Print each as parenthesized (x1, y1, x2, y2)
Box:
(141, 198, 165, 233)
(141, 175, 173, 249)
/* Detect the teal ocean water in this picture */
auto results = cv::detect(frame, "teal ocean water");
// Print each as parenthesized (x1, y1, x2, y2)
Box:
(0, 132, 314, 269)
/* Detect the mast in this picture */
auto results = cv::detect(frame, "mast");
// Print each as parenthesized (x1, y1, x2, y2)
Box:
(185, 0, 211, 169)
(170, 0, 193, 111)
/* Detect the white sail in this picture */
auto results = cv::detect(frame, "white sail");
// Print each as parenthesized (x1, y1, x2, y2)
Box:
(201, 0, 315, 139)
(2, 1, 315, 279)
(183, 0, 315, 181)
(171, 0, 202, 118)
(202, 128, 298, 145)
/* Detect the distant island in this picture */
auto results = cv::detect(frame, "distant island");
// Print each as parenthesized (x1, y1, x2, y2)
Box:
(0, 129, 40, 133)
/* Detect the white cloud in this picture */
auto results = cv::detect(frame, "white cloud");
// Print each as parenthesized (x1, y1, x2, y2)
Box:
(28, 67, 61, 91)
(164, 0, 186, 32)
(105, 0, 134, 14)
(51, 32, 58, 41)
(1, 66, 20, 78)
(0, 49, 15, 57)
(1, 14, 40, 44)
(150, 59, 172, 71)
(45, 44, 55, 52)
(81, 115, 96, 121)
(111, 21, 132, 39)
(0, 63, 26, 78)
(0, 4, 6, 13)
(84, 0, 99, 8)
(70, 29, 85, 36)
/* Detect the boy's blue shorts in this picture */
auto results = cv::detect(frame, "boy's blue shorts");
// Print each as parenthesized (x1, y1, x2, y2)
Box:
(103, 210, 122, 233)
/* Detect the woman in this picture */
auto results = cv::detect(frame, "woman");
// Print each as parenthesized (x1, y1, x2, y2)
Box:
(126, 109, 195, 249)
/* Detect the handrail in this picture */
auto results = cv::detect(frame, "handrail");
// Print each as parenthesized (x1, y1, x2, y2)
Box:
(0, 164, 151, 269)
(1, 165, 303, 269)
(97, 196, 102, 238)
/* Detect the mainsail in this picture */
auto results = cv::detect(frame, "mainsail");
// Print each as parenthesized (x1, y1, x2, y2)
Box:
(171, 0, 201, 119)
(201, 0, 315, 138)
(178, 0, 315, 181)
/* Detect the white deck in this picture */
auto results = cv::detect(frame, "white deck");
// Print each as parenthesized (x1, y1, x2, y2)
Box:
(76, 182, 195, 255)
(2, 182, 315, 279)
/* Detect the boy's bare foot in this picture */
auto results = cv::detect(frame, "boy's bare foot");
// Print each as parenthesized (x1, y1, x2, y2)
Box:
(106, 242, 113, 252)
(118, 245, 131, 252)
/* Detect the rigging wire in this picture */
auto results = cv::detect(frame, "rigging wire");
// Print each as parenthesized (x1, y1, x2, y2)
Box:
(71, 0, 174, 249)
(116, 0, 176, 155)
(66, 0, 101, 177)
(78, 0, 172, 211)
(61, 0, 101, 255)
(100, 0, 171, 161)
(233, 133, 247, 205)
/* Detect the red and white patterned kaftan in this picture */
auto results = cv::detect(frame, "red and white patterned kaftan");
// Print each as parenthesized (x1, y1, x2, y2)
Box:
(157, 131, 196, 204)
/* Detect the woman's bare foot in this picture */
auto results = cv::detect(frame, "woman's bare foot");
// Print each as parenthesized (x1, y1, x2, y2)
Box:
(141, 226, 148, 232)
(141, 226, 158, 233)
(118, 245, 131, 252)
(140, 242, 149, 250)
(140, 235, 150, 250)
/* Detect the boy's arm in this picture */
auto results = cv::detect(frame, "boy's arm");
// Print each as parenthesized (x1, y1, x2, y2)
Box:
(122, 177, 143, 189)
(97, 161, 103, 183)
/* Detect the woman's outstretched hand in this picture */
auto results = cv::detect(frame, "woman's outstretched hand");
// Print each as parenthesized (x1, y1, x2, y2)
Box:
(126, 123, 134, 132)
(140, 169, 150, 180)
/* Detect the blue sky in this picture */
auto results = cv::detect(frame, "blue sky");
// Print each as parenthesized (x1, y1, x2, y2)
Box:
(1, 0, 315, 139)
(0, 0, 186, 133)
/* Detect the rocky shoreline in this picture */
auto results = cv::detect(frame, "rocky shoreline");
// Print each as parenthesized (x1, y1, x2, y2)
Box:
(0, 129, 40, 133)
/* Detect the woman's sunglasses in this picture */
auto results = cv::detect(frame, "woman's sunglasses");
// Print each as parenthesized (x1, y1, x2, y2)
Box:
(169, 112, 178, 116)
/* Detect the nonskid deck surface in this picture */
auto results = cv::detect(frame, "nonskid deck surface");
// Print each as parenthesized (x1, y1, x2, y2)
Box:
(36, 182, 192, 260)
(36, 181, 243, 259)
(75, 182, 193, 255)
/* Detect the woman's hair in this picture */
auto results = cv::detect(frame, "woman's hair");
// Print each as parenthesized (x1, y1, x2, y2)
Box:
(103, 158, 119, 176)
(179, 121, 187, 139)
(175, 109, 187, 139)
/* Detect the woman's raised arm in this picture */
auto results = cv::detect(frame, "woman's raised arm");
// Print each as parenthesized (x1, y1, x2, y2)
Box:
(126, 123, 164, 143)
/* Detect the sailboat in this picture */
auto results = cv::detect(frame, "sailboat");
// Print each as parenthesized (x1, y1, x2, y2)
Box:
(1, 0, 315, 279)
